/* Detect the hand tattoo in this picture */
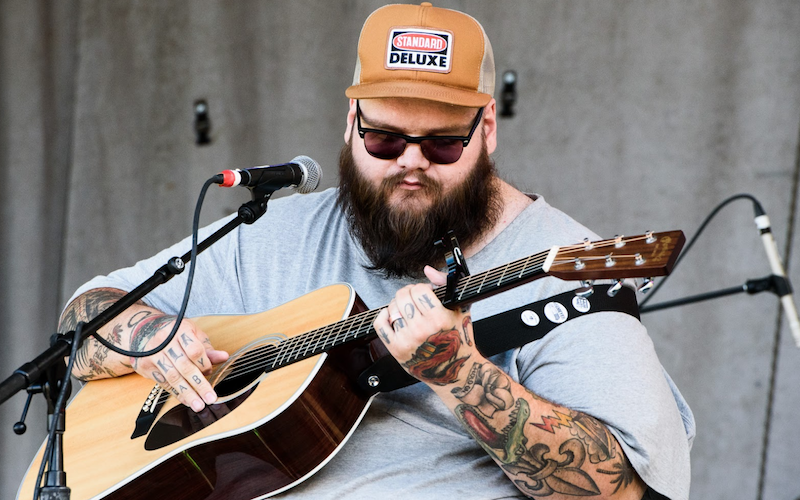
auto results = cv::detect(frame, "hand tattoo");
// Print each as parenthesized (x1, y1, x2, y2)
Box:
(403, 327, 470, 385)
(130, 315, 176, 352)
(418, 293, 436, 310)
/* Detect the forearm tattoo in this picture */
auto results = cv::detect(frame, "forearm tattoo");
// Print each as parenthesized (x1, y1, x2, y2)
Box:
(451, 361, 637, 497)
(60, 289, 149, 381)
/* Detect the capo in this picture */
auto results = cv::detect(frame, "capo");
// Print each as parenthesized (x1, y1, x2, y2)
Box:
(435, 231, 470, 307)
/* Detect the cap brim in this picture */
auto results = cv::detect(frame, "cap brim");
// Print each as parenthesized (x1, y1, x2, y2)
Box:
(346, 81, 492, 108)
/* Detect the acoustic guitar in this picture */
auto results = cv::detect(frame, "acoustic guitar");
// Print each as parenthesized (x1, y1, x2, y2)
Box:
(18, 230, 684, 500)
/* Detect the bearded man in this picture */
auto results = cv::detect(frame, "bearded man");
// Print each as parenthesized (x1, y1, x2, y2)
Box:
(59, 3, 693, 500)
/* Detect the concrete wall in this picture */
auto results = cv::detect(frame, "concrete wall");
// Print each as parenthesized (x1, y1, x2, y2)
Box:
(1, 1, 798, 498)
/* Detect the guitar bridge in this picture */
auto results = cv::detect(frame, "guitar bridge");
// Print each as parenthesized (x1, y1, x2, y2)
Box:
(131, 384, 169, 439)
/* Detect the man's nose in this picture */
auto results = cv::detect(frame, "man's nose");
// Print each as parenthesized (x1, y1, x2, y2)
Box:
(396, 143, 432, 170)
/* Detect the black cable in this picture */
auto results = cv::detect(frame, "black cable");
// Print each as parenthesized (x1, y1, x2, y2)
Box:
(88, 176, 216, 358)
(33, 322, 83, 500)
(639, 193, 765, 307)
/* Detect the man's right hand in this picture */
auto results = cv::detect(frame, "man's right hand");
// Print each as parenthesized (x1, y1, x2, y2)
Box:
(60, 288, 229, 412)
(127, 312, 229, 412)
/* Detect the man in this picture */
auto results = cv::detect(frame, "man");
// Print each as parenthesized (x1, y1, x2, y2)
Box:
(61, 3, 694, 499)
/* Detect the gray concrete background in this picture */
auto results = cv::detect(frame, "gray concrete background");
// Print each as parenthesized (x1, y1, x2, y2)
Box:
(1, 1, 799, 498)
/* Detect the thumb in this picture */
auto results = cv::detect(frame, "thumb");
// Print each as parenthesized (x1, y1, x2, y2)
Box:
(424, 265, 447, 287)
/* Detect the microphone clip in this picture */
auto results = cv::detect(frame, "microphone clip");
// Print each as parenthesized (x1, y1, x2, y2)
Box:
(745, 274, 792, 297)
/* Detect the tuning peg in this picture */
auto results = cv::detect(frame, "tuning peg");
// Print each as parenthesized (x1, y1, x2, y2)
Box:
(638, 278, 654, 293)
(576, 280, 594, 297)
(607, 279, 624, 297)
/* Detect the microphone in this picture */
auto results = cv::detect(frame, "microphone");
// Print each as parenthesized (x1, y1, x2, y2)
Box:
(755, 210, 800, 347)
(216, 155, 322, 194)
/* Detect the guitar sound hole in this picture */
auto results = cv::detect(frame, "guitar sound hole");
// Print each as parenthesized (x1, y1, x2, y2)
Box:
(214, 344, 276, 397)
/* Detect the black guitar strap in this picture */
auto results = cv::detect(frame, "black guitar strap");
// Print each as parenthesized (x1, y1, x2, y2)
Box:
(357, 284, 640, 395)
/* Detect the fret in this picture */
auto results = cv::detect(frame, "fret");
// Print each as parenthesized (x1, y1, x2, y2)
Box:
(355, 311, 377, 340)
(279, 336, 299, 366)
(309, 323, 329, 355)
(456, 274, 473, 301)
(271, 340, 286, 369)
(495, 262, 511, 287)
(302, 325, 321, 356)
(475, 269, 489, 295)
(332, 317, 351, 346)
(461, 272, 484, 300)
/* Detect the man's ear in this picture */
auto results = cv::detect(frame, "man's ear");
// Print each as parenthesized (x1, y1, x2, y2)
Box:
(344, 99, 357, 144)
(482, 98, 498, 154)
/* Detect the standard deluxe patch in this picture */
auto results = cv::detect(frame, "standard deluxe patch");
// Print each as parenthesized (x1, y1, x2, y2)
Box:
(385, 28, 453, 73)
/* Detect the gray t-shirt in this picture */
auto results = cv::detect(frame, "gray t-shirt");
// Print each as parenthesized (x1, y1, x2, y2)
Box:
(71, 189, 695, 499)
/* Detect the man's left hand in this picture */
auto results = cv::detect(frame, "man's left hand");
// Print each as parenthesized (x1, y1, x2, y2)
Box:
(373, 266, 478, 386)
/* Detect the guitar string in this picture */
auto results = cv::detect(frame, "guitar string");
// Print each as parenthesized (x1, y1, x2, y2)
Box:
(199, 234, 668, 385)
(144, 234, 670, 405)
(218, 251, 552, 382)
(210, 234, 666, 383)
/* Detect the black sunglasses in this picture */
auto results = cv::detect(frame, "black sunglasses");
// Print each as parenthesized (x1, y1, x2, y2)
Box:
(356, 101, 484, 165)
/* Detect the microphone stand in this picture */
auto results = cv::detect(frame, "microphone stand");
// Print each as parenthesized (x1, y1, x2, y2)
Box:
(0, 187, 276, 499)
(639, 274, 789, 314)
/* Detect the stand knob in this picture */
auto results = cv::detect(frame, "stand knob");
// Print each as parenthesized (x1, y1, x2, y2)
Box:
(14, 390, 36, 435)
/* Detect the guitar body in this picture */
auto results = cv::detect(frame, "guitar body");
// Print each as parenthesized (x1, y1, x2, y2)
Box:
(18, 283, 374, 500)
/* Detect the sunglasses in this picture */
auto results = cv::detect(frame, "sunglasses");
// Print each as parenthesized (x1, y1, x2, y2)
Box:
(356, 101, 484, 165)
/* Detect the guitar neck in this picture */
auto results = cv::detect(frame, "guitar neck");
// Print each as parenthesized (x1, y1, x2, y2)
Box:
(267, 229, 685, 373)
(269, 251, 551, 371)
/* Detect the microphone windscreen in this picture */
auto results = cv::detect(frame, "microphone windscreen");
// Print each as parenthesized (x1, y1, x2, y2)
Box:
(291, 155, 322, 194)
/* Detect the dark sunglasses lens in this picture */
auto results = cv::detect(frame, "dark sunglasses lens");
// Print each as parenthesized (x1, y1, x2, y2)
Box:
(363, 132, 407, 160)
(420, 138, 463, 164)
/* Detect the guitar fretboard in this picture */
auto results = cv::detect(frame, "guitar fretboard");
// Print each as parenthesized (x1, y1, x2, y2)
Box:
(230, 248, 551, 378)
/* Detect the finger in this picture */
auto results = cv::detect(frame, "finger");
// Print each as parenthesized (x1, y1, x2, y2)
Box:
(174, 323, 220, 374)
(374, 308, 395, 345)
(149, 353, 205, 412)
(387, 299, 406, 331)
(165, 342, 219, 409)
(206, 349, 230, 365)
(409, 283, 440, 315)
(424, 265, 447, 286)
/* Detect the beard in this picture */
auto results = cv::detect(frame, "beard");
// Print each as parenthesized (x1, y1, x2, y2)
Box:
(336, 140, 503, 279)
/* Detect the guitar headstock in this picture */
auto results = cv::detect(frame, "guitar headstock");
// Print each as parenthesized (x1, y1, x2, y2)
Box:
(544, 230, 685, 281)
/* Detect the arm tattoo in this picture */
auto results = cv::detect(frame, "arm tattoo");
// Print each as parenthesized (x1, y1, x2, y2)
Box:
(461, 316, 473, 346)
(452, 361, 634, 497)
(597, 456, 638, 494)
(60, 289, 136, 380)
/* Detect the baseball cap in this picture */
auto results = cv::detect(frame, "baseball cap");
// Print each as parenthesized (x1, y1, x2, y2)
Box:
(345, 2, 495, 107)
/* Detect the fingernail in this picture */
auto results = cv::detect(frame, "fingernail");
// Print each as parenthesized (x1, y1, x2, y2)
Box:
(204, 392, 217, 404)
(191, 399, 205, 412)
